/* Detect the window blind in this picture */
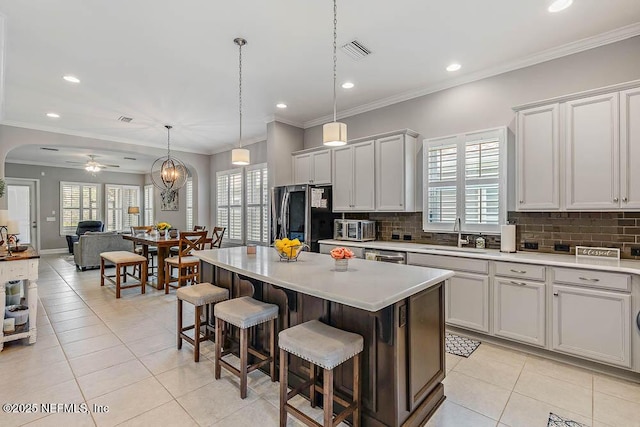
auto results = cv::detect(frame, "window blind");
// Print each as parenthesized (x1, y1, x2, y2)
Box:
(217, 169, 243, 243)
(464, 139, 500, 225)
(144, 185, 154, 226)
(427, 144, 457, 225)
(60, 182, 100, 235)
(186, 178, 193, 230)
(245, 164, 268, 243)
(105, 184, 140, 231)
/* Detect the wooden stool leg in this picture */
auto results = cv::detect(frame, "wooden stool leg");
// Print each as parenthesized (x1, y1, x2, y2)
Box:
(214, 318, 222, 379)
(164, 263, 170, 294)
(279, 348, 288, 427)
(353, 353, 361, 427)
(100, 258, 105, 286)
(323, 368, 334, 427)
(116, 264, 121, 299)
(240, 327, 248, 399)
(269, 319, 276, 382)
(194, 305, 202, 362)
(177, 299, 183, 350)
(310, 362, 316, 408)
(123, 264, 127, 283)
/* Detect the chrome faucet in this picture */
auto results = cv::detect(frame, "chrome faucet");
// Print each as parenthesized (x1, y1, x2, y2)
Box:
(453, 217, 469, 248)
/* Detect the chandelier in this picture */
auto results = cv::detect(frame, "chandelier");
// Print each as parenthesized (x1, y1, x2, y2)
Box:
(322, 0, 347, 147)
(151, 125, 188, 191)
(231, 37, 250, 165)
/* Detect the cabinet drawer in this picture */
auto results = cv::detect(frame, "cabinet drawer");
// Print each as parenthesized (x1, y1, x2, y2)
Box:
(494, 262, 545, 281)
(0, 261, 30, 281)
(408, 253, 488, 274)
(553, 268, 630, 292)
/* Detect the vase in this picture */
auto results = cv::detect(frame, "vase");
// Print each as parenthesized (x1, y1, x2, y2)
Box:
(162, 230, 169, 239)
(334, 258, 349, 272)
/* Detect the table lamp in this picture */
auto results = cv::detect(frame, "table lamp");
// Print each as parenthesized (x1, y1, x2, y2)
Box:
(127, 206, 140, 226)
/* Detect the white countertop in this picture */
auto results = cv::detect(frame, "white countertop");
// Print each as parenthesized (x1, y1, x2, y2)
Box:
(319, 240, 640, 275)
(194, 246, 454, 312)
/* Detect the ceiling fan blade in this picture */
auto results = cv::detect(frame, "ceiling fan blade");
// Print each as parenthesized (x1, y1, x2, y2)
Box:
(103, 164, 120, 168)
(66, 161, 86, 164)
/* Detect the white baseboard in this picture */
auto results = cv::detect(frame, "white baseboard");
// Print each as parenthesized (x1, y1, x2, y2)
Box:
(39, 248, 69, 255)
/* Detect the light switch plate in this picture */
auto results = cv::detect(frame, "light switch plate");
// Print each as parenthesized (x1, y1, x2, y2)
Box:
(46, 217, 56, 222)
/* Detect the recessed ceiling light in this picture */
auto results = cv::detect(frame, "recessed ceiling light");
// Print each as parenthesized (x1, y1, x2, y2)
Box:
(276, 103, 287, 109)
(63, 75, 80, 83)
(46, 113, 60, 118)
(548, 0, 573, 13)
(446, 63, 462, 72)
(341, 82, 355, 89)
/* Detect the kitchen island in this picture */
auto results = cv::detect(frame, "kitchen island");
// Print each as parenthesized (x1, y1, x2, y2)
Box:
(195, 246, 453, 427)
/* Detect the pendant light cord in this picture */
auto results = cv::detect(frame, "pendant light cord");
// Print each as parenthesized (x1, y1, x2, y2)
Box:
(333, 0, 338, 123)
(165, 125, 172, 159)
(238, 41, 243, 148)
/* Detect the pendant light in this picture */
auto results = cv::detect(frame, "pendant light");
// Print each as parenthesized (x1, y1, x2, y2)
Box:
(322, 0, 347, 147)
(231, 37, 250, 166)
(151, 125, 188, 191)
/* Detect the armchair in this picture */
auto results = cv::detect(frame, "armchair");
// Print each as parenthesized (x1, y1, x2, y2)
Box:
(65, 220, 104, 254)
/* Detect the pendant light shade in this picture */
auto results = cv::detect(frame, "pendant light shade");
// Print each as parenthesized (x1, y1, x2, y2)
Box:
(322, 0, 347, 147)
(231, 148, 250, 166)
(232, 37, 250, 166)
(150, 125, 188, 191)
(322, 122, 347, 147)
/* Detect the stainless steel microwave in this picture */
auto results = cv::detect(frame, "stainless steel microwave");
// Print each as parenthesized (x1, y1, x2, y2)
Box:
(333, 220, 376, 242)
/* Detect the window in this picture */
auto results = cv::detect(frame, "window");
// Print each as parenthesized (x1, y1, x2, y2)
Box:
(105, 184, 140, 231)
(185, 178, 193, 231)
(216, 163, 269, 245)
(423, 127, 507, 233)
(245, 164, 268, 244)
(217, 169, 243, 243)
(60, 182, 100, 235)
(144, 185, 154, 226)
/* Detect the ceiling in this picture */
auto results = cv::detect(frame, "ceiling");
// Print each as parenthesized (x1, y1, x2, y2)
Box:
(0, 0, 639, 156)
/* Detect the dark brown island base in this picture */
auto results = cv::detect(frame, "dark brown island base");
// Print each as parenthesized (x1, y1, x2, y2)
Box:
(196, 247, 453, 427)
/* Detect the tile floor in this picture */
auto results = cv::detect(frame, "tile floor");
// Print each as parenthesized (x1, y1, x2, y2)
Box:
(1, 254, 640, 426)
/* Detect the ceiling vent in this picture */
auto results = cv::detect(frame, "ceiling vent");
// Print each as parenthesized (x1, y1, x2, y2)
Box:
(340, 39, 372, 60)
(123, 157, 137, 161)
(118, 116, 133, 123)
(40, 147, 59, 151)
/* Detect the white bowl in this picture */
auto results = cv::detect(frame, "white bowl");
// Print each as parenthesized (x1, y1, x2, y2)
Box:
(5, 305, 29, 325)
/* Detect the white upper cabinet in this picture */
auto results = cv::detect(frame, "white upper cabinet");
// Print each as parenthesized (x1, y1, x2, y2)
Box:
(375, 134, 418, 211)
(565, 93, 620, 210)
(620, 87, 640, 209)
(516, 104, 560, 210)
(292, 149, 331, 185)
(332, 141, 375, 211)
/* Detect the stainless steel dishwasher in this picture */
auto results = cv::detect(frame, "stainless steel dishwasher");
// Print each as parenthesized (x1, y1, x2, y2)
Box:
(364, 249, 406, 264)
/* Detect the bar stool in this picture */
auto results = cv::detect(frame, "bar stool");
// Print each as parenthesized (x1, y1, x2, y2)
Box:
(100, 251, 147, 299)
(176, 282, 229, 362)
(278, 320, 363, 427)
(214, 296, 278, 399)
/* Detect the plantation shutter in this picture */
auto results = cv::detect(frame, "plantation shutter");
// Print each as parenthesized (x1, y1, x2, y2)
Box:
(144, 185, 154, 226)
(464, 138, 500, 225)
(245, 164, 268, 243)
(426, 142, 458, 225)
(60, 182, 100, 234)
(186, 178, 193, 230)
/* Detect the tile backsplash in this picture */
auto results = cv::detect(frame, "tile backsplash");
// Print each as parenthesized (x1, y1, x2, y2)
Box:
(346, 211, 640, 259)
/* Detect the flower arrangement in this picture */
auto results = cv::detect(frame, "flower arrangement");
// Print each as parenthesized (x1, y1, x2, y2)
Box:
(330, 247, 354, 260)
(155, 222, 171, 231)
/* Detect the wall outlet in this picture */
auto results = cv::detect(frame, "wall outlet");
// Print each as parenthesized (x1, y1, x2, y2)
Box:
(554, 243, 570, 252)
(524, 241, 538, 250)
(403, 234, 412, 241)
(631, 247, 640, 257)
(391, 233, 400, 240)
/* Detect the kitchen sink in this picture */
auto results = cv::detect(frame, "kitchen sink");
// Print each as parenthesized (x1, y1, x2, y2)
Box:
(422, 247, 488, 254)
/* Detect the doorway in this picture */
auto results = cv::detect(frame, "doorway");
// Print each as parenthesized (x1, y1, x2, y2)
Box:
(6, 178, 40, 250)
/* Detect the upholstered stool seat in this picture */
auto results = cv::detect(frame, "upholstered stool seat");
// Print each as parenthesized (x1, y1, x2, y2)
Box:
(279, 320, 363, 427)
(100, 251, 147, 299)
(214, 296, 278, 398)
(177, 283, 229, 362)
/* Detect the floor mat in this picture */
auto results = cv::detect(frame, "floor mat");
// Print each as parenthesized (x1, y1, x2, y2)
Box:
(547, 412, 588, 427)
(445, 333, 481, 357)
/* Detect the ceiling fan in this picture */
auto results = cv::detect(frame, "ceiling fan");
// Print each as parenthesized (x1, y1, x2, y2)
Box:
(66, 155, 120, 173)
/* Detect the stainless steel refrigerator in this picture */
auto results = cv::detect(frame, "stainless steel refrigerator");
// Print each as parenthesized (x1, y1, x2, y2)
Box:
(271, 184, 339, 252)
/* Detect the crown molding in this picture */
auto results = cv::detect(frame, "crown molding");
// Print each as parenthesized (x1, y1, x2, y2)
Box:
(303, 23, 640, 129)
(0, 120, 213, 155)
(263, 114, 304, 128)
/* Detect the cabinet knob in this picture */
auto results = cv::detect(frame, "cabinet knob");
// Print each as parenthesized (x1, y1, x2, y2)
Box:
(519, 200, 524, 204)
(614, 197, 619, 202)
(623, 197, 628, 203)
(553, 292, 558, 296)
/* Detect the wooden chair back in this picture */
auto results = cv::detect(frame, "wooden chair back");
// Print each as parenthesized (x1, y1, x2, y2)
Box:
(209, 227, 226, 249)
(193, 225, 206, 231)
(178, 231, 208, 261)
(131, 226, 153, 235)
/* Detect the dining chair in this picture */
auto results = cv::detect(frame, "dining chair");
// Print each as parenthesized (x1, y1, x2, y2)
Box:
(130, 226, 158, 275)
(170, 225, 208, 256)
(164, 230, 208, 294)
(209, 226, 226, 249)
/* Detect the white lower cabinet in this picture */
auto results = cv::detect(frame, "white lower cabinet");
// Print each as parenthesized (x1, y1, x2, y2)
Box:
(445, 273, 490, 333)
(552, 285, 631, 368)
(493, 278, 545, 346)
